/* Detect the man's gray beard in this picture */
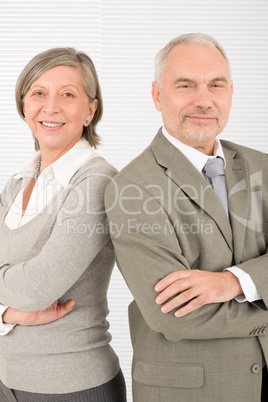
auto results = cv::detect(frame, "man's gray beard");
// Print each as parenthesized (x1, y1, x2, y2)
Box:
(181, 127, 218, 143)
(169, 116, 222, 143)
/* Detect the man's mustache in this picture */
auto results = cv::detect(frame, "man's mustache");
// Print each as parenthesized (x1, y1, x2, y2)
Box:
(181, 108, 220, 118)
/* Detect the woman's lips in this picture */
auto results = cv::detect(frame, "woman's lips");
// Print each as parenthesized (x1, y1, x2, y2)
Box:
(39, 121, 65, 130)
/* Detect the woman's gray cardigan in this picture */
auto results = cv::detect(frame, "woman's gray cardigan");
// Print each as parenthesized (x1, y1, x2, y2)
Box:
(0, 156, 120, 394)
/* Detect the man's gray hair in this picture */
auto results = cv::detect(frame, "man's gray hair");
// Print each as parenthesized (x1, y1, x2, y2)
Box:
(154, 33, 231, 84)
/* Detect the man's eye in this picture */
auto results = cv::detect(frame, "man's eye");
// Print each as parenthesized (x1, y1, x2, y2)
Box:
(211, 83, 224, 88)
(177, 84, 190, 89)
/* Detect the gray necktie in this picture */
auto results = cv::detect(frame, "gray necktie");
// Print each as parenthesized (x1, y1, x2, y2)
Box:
(203, 157, 229, 216)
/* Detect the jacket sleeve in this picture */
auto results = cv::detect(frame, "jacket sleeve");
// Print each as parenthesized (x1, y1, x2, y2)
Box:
(236, 255, 268, 309)
(0, 167, 115, 311)
(105, 175, 268, 342)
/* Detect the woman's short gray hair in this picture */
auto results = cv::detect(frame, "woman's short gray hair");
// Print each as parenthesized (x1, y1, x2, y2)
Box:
(154, 33, 231, 85)
(16, 47, 103, 149)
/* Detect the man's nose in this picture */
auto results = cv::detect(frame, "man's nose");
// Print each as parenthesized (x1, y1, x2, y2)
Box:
(193, 86, 213, 109)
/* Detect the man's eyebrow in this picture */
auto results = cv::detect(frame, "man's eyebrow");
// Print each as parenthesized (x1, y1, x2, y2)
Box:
(172, 78, 196, 85)
(211, 77, 228, 83)
(172, 77, 229, 85)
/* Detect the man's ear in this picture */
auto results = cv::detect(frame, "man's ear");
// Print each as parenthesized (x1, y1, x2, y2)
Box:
(151, 81, 162, 111)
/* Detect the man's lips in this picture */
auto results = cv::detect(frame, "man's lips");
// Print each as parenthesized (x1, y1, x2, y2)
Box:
(186, 115, 216, 124)
(185, 115, 216, 124)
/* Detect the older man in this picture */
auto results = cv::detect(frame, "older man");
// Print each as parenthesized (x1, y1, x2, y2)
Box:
(105, 33, 268, 401)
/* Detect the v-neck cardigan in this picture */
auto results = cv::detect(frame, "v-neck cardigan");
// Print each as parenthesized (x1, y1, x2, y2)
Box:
(0, 155, 120, 394)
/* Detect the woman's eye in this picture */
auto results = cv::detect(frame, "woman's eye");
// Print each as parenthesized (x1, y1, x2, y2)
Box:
(63, 93, 74, 97)
(33, 91, 44, 96)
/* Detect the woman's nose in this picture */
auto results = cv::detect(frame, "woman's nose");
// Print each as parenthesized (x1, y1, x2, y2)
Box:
(42, 95, 61, 114)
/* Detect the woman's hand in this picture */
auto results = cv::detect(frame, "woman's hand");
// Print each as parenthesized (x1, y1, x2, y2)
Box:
(2, 299, 75, 326)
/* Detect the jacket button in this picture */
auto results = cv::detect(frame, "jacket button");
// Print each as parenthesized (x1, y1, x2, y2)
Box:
(251, 364, 261, 374)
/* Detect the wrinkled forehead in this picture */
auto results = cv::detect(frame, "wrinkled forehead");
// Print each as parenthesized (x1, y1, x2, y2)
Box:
(164, 43, 231, 81)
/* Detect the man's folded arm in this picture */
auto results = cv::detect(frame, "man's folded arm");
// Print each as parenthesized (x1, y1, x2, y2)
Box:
(105, 176, 268, 342)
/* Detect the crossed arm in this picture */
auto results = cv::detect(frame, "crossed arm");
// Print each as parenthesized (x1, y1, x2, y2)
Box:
(105, 175, 268, 342)
(2, 265, 241, 327)
(1, 261, 254, 328)
(155, 269, 243, 317)
(0, 164, 115, 329)
(2, 177, 263, 329)
(2, 299, 75, 326)
(155, 247, 268, 318)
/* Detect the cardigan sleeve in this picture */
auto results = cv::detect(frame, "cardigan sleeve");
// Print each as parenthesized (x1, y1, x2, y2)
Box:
(0, 161, 116, 311)
(0, 304, 15, 335)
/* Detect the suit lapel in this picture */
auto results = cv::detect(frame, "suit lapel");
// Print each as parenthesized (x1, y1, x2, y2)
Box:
(223, 145, 250, 264)
(151, 131, 233, 251)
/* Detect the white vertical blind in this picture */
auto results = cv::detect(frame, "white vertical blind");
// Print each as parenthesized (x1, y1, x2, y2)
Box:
(0, 2, 267, 400)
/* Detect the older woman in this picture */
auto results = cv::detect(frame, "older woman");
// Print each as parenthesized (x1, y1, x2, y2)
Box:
(0, 48, 126, 401)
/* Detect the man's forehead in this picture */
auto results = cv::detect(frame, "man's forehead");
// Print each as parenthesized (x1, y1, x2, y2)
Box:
(167, 43, 223, 61)
(164, 43, 230, 77)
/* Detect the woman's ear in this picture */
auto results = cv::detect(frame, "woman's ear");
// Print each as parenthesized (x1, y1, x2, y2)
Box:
(85, 99, 98, 125)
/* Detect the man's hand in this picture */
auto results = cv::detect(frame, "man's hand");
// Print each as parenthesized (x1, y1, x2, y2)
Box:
(2, 299, 75, 326)
(155, 270, 243, 317)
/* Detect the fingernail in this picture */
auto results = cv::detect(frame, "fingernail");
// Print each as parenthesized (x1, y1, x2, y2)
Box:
(67, 300, 75, 311)
(155, 296, 162, 304)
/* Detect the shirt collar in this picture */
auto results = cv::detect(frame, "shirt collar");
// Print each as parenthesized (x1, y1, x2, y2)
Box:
(14, 152, 41, 179)
(162, 126, 226, 174)
(14, 138, 95, 187)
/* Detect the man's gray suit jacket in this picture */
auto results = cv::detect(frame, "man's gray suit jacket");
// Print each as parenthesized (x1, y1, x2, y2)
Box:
(105, 129, 268, 402)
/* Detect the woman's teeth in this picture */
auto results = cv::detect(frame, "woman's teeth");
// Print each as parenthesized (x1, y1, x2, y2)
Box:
(41, 122, 64, 127)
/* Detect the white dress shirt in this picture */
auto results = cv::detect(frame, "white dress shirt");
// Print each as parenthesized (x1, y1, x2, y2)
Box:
(0, 138, 97, 335)
(162, 126, 261, 303)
